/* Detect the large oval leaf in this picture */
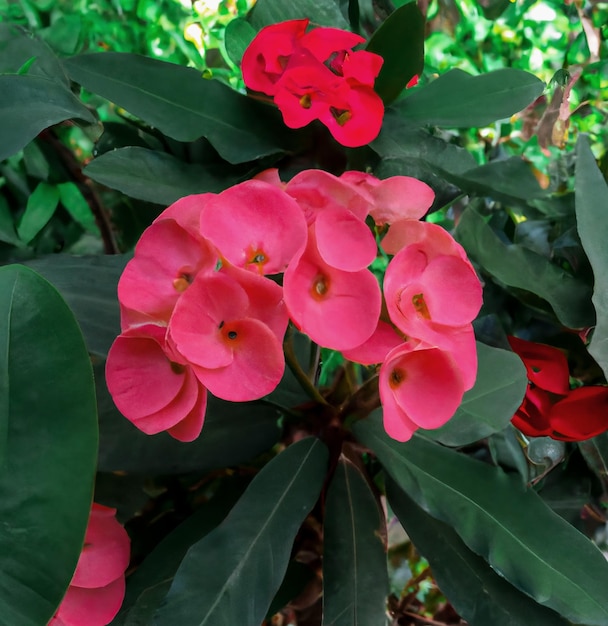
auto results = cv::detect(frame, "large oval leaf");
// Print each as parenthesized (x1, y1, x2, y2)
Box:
(456, 205, 595, 329)
(424, 342, 527, 446)
(152, 437, 328, 625)
(84, 147, 246, 205)
(387, 479, 570, 626)
(0, 265, 98, 625)
(355, 414, 608, 625)
(0, 75, 95, 162)
(249, 0, 349, 29)
(64, 53, 292, 164)
(25, 254, 127, 357)
(97, 383, 281, 475)
(115, 479, 246, 625)
(322, 457, 388, 626)
(366, 2, 425, 105)
(575, 134, 608, 378)
(397, 68, 545, 128)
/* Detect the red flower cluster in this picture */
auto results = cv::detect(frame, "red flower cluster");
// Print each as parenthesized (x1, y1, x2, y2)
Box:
(509, 336, 608, 441)
(49, 504, 130, 626)
(106, 169, 482, 442)
(241, 19, 384, 147)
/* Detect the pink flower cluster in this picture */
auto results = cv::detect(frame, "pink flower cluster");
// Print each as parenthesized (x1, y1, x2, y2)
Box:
(49, 504, 130, 626)
(106, 169, 482, 442)
(241, 19, 384, 147)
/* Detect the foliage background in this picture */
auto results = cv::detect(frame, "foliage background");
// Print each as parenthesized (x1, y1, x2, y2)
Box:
(0, 0, 607, 623)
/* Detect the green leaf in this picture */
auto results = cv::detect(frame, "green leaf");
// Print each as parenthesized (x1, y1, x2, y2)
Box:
(366, 2, 425, 104)
(0, 265, 98, 625)
(249, 0, 349, 29)
(456, 206, 595, 329)
(116, 479, 245, 625)
(441, 157, 548, 203)
(424, 342, 527, 446)
(355, 414, 608, 626)
(322, 457, 388, 626)
(152, 438, 328, 625)
(0, 23, 69, 84)
(97, 388, 281, 475)
(224, 18, 256, 67)
(16, 181, 60, 244)
(0, 196, 22, 246)
(575, 135, 608, 378)
(371, 111, 477, 174)
(397, 68, 545, 128)
(578, 432, 608, 493)
(64, 53, 291, 164)
(84, 147, 245, 205)
(386, 479, 570, 626)
(0, 75, 95, 162)
(24, 254, 127, 357)
(57, 182, 100, 235)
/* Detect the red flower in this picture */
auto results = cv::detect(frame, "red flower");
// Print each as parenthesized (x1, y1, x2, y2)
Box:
(242, 19, 385, 147)
(48, 504, 130, 626)
(508, 336, 608, 441)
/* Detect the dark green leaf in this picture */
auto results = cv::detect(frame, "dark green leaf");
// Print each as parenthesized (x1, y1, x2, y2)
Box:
(424, 342, 527, 446)
(117, 480, 245, 626)
(387, 480, 570, 626)
(441, 157, 548, 203)
(0, 75, 95, 162)
(0, 265, 98, 625)
(355, 414, 608, 625)
(152, 438, 328, 626)
(477, 0, 511, 19)
(371, 111, 477, 174)
(224, 18, 256, 67)
(578, 432, 608, 493)
(322, 458, 388, 626)
(65, 53, 291, 164)
(24, 254, 127, 357)
(16, 181, 60, 244)
(84, 147, 244, 205)
(0, 196, 22, 246)
(575, 135, 608, 378)
(250, 0, 349, 29)
(57, 182, 100, 235)
(0, 23, 69, 84)
(456, 206, 595, 329)
(366, 3, 425, 104)
(397, 68, 545, 128)
(97, 385, 281, 475)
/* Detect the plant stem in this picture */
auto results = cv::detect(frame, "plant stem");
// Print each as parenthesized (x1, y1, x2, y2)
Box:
(284, 328, 330, 406)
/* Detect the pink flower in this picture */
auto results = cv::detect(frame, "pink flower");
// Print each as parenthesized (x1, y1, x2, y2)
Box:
(381, 219, 469, 257)
(340, 173, 435, 226)
(384, 242, 482, 341)
(199, 180, 307, 275)
(48, 504, 130, 626)
(118, 218, 217, 324)
(379, 342, 465, 442)
(106, 324, 208, 442)
(341, 319, 405, 365)
(284, 169, 376, 271)
(168, 270, 287, 401)
(283, 231, 381, 351)
(154, 193, 215, 237)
